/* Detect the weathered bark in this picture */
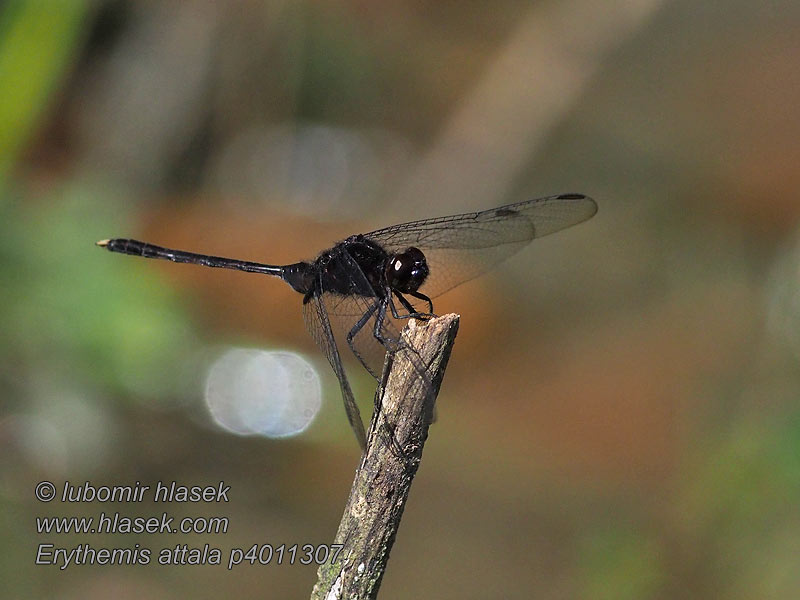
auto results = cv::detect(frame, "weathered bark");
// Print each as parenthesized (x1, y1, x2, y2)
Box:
(311, 313, 460, 600)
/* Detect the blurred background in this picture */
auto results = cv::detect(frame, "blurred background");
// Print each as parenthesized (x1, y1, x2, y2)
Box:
(3, 0, 800, 598)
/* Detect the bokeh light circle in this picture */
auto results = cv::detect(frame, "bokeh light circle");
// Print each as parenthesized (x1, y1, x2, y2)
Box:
(204, 348, 321, 439)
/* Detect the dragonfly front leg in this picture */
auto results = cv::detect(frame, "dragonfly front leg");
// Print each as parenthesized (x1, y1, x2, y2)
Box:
(391, 290, 435, 320)
(408, 290, 434, 314)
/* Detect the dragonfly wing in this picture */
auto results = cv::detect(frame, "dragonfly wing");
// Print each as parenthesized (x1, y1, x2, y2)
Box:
(366, 193, 596, 299)
(302, 291, 367, 450)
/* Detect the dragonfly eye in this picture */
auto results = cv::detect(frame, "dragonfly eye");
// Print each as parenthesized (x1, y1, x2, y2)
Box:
(385, 247, 429, 293)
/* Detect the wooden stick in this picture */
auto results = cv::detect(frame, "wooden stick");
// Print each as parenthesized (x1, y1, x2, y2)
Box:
(311, 313, 460, 600)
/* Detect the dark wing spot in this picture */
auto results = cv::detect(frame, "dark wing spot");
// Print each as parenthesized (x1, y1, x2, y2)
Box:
(494, 208, 518, 217)
(557, 193, 586, 200)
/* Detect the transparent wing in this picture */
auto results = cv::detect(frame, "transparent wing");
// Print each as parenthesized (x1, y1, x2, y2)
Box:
(317, 289, 437, 453)
(302, 291, 367, 449)
(365, 193, 597, 299)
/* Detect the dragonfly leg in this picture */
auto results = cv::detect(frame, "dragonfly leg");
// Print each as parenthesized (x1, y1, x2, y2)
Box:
(345, 300, 381, 378)
(372, 295, 398, 351)
(408, 290, 434, 314)
(391, 290, 434, 320)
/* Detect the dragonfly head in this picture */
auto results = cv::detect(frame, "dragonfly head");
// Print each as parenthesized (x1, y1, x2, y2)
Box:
(385, 247, 429, 293)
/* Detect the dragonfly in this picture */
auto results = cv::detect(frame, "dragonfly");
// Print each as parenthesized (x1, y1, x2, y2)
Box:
(98, 193, 597, 449)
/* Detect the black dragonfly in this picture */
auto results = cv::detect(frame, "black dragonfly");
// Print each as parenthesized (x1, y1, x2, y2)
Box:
(98, 193, 597, 449)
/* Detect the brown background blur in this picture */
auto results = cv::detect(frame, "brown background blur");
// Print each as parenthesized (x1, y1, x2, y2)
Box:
(3, 1, 800, 598)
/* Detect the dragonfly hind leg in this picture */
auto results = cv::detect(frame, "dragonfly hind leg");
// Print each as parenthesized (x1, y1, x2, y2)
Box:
(371, 296, 401, 352)
(345, 300, 382, 379)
